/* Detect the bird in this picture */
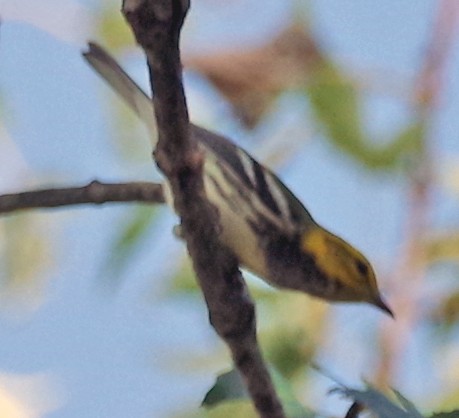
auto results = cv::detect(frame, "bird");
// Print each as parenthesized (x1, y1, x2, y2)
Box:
(83, 43, 393, 317)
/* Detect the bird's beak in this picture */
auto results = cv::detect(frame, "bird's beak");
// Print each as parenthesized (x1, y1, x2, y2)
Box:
(374, 296, 395, 318)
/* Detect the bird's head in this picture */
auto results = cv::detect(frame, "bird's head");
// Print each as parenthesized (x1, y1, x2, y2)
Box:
(301, 228, 393, 317)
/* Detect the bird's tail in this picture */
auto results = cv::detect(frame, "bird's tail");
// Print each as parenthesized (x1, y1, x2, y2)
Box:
(83, 42, 158, 146)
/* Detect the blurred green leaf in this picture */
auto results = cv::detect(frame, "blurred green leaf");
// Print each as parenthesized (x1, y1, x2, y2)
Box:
(96, 2, 134, 51)
(430, 291, 459, 331)
(204, 401, 259, 418)
(271, 368, 316, 418)
(203, 367, 315, 418)
(169, 399, 258, 418)
(260, 295, 328, 381)
(394, 390, 426, 417)
(0, 215, 50, 291)
(333, 385, 423, 418)
(432, 387, 459, 413)
(102, 206, 158, 285)
(166, 257, 200, 295)
(306, 60, 424, 170)
(263, 327, 313, 379)
(429, 412, 459, 418)
(203, 369, 247, 407)
(425, 232, 459, 265)
(307, 61, 365, 154)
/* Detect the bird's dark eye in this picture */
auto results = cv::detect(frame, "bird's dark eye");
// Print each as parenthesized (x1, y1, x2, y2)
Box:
(355, 260, 369, 276)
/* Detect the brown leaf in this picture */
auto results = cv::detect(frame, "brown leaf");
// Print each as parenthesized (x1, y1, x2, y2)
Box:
(184, 23, 322, 127)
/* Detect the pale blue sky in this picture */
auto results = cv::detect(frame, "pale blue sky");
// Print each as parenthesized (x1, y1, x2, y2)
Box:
(0, 0, 458, 417)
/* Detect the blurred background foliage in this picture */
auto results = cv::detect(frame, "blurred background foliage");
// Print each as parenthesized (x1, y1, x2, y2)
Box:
(2, 0, 459, 417)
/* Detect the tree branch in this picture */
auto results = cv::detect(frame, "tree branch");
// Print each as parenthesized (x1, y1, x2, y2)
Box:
(0, 181, 164, 214)
(122, 0, 285, 417)
(375, 0, 459, 386)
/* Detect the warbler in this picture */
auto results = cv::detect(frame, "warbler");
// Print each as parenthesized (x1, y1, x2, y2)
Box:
(83, 43, 393, 317)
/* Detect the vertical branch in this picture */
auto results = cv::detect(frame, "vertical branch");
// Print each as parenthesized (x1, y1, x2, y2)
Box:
(121, 1, 285, 417)
(375, 0, 459, 385)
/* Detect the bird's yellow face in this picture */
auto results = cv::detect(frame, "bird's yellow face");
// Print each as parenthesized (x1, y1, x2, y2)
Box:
(301, 228, 393, 316)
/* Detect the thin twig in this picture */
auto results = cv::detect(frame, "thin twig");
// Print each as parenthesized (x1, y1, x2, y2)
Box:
(0, 181, 165, 214)
(121, 1, 286, 417)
